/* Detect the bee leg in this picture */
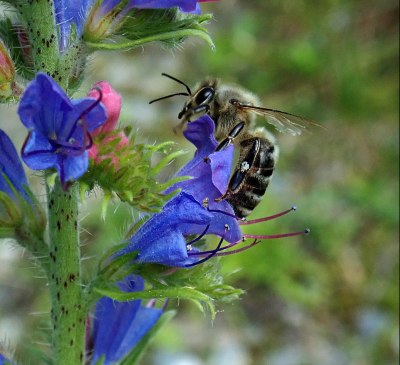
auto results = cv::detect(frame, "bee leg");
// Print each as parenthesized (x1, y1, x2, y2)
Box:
(215, 121, 246, 151)
(216, 138, 260, 202)
(174, 105, 211, 134)
(192, 104, 210, 116)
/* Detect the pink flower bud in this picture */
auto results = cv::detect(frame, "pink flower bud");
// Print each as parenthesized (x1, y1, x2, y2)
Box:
(88, 81, 122, 135)
(87, 81, 129, 170)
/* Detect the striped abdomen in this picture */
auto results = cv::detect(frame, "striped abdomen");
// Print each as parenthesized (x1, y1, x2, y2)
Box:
(225, 137, 277, 218)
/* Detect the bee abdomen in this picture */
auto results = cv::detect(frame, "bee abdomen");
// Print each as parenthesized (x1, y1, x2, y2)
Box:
(225, 137, 277, 218)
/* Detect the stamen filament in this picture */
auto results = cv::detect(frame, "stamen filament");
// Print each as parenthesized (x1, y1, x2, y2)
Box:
(244, 228, 310, 240)
(65, 87, 103, 143)
(215, 239, 260, 256)
(188, 239, 241, 256)
(240, 206, 297, 225)
(190, 228, 310, 258)
(185, 224, 210, 247)
(185, 235, 225, 267)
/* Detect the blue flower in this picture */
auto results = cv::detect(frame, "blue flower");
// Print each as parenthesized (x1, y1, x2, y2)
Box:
(116, 115, 243, 267)
(55, 0, 92, 51)
(0, 353, 16, 365)
(0, 129, 29, 201)
(18, 73, 107, 189)
(89, 275, 163, 365)
(127, 0, 212, 13)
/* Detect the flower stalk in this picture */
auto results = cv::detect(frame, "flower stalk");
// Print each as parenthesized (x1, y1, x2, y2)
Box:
(17, 0, 60, 81)
(18, 0, 86, 92)
(47, 181, 86, 365)
(16, 1, 89, 363)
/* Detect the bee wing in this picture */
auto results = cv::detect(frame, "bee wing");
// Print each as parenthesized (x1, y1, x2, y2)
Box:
(236, 102, 318, 136)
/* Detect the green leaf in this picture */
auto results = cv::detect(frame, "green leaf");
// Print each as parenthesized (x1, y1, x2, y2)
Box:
(86, 10, 215, 51)
(95, 285, 216, 317)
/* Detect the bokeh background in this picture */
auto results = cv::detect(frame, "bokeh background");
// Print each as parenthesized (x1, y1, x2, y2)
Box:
(0, 0, 398, 364)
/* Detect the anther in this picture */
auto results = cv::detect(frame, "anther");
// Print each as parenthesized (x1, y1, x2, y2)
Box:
(224, 224, 230, 231)
(202, 197, 209, 209)
(304, 228, 311, 235)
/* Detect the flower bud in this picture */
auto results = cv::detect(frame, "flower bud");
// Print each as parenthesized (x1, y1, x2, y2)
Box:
(88, 81, 122, 135)
(0, 39, 19, 100)
(84, 0, 128, 42)
(87, 81, 129, 169)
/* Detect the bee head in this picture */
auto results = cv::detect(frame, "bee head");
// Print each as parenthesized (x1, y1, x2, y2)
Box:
(178, 86, 215, 121)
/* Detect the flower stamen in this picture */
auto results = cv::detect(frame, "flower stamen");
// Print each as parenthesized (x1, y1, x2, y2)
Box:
(240, 205, 297, 225)
(185, 224, 210, 249)
(243, 228, 310, 240)
(186, 224, 230, 267)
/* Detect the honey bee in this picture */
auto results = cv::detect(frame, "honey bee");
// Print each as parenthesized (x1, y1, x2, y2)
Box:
(150, 73, 317, 218)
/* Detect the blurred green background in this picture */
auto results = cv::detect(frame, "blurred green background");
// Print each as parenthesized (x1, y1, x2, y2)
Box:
(0, 0, 398, 364)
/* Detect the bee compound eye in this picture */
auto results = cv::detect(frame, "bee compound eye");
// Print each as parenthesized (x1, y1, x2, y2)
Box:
(195, 87, 215, 105)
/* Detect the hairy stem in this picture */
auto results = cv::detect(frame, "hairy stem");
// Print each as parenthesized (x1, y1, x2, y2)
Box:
(47, 181, 86, 365)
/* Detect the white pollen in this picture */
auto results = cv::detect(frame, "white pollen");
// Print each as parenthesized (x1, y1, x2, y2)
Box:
(240, 161, 250, 172)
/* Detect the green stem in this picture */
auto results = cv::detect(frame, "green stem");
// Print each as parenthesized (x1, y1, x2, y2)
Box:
(17, 0, 61, 84)
(47, 182, 86, 365)
(17, 0, 86, 92)
(17, 2, 89, 362)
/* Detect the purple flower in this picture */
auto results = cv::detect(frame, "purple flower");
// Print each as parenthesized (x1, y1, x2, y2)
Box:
(116, 116, 242, 267)
(89, 275, 163, 365)
(18, 73, 107, 189)
(0, 130, 29, 201)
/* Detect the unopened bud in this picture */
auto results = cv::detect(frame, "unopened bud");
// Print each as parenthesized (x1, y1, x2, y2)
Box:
(0, 39, 18, 100)
(84, 0, 129, 42)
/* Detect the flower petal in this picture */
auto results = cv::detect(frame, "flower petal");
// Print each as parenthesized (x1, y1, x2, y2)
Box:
(18, 73, 71, 135)
(0, 353, 16, 365)
(91, 275, 163, 365)
(62, 151, 89, 182)
(55, 0, 92, 51)
(118, 192, 211, 266)
(0, 130, 28, 200)
(22, 132, 59, 170)
(128, 0, 200, 12)
(168, 116, 242, 243)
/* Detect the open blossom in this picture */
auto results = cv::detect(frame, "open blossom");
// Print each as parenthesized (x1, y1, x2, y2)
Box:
(115, 115, 242, 267)
(18, 73, 107, 188)
(89, 275, 163, 365)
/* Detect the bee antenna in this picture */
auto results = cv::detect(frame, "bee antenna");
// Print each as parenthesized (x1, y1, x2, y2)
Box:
(149, 92, 190, 104)
(161, 73, 192, 95)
